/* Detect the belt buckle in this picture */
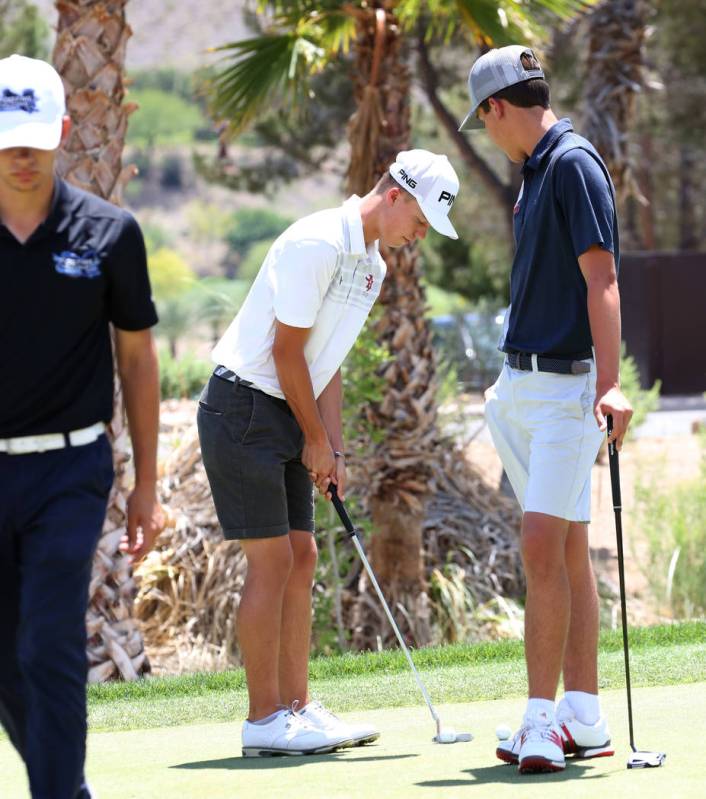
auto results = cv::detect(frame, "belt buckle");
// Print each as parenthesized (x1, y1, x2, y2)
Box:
(570, 360, 591, 375)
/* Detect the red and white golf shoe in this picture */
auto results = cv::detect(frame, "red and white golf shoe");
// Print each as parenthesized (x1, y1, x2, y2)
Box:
(497, 700, 614, 768)
(555, 698, 615, 759)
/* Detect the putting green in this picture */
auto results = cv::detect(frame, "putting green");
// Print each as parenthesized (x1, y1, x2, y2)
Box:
(1, 683, 702, 798)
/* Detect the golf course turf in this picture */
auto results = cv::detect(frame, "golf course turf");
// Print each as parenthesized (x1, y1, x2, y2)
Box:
(1, 622, 704, 797)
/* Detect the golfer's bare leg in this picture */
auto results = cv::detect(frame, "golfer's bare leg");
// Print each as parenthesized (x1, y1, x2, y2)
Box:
(238, 536, 293, 721)
(279, 530, 318, 707)
(521, 512, 571, 699)
(562, 521, 599, 692)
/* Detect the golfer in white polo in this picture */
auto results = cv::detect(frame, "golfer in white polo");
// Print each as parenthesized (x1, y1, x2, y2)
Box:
(197, 150, 460, 756)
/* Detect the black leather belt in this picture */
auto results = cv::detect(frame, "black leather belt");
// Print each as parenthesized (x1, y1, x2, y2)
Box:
(213, 365, 253, 386)
(506, 352, 591, 375)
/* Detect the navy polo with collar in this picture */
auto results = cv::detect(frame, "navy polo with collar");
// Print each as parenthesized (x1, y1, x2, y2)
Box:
(503, 117, 619, 359)
(0, 178, 158, 437)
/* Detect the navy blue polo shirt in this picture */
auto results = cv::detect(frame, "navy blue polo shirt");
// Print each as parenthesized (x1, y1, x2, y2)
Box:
(0, 179, 158, 437)
(503, 118, 619, 358)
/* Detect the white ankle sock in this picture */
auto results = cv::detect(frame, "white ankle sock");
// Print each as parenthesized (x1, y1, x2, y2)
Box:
(564, 691, 600, 725)
(525, 697, 556, 723)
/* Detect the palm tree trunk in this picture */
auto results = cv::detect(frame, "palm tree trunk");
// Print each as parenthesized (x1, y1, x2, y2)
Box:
(53, 0, 149, 681)
(580, 0, 650, 200)
(346, 4, 433, 647)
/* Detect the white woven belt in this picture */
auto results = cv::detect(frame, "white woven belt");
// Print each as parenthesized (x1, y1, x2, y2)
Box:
(0, 421, 106, 455)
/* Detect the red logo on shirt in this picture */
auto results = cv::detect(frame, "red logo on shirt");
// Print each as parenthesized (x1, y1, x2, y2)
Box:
(365, 273, 374, 292)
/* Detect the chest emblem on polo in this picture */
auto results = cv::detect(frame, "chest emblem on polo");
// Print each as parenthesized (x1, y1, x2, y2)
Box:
(364, 273, 374, 292)
(0, 88, 38, 114)
(53, 248, 102, 279)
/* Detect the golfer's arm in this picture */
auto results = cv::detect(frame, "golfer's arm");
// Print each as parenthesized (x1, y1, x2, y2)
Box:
(114, 328, 160, 488)
(272, 321, 328, 444)
(579, 245, 621, 393)
(316, 369, 344, 453)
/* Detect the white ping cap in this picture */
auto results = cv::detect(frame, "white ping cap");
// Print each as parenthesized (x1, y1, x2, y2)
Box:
(0, 55, 66, 151)
(388, 149, 459, 239)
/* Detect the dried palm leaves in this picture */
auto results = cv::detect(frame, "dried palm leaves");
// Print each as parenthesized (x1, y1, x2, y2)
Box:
(135, 403, 523, 673)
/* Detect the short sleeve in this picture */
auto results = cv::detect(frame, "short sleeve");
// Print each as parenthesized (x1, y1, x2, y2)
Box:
(106, 213, 159, 330)
(270, 239, 338, 328)
(555, 149, 616, 260)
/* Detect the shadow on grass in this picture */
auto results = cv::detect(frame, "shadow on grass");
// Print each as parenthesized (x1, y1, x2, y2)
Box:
(416, 761, 611, 788)
(172, 752, 418, 771)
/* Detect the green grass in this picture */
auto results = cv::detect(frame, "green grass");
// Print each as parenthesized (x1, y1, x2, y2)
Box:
(88, 620, 706, 704)
(77, 621, 706, 733)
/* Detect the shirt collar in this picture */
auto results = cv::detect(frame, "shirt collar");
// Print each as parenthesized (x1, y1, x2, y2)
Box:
(523, 117, 574, 173)
(343, 194, 379, 259)
(0, 177, 67, 242)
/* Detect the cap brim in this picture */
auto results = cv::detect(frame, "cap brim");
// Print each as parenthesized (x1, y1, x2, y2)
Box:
(458, 108, 483, 132)
(0, 118, 62, 151)
(423, 206, 458, 240)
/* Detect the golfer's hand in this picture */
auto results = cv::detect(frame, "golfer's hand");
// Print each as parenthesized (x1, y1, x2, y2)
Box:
(595, 385, 633, 451)
(303, 438, 336, 496)
(325, 455, 347, 502)
(121, 483, 166, 563)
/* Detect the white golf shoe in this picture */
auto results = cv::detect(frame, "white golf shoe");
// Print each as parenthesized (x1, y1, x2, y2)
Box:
(300, 700, 380, 746)
(555, 698, 615, 759)
(496, 709, 565, 774)
(241, 706, 353, 757)
(497, 700, 614, 768)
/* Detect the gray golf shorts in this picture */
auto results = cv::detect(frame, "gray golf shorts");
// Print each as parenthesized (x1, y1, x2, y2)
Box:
(197, 374, 315, 539)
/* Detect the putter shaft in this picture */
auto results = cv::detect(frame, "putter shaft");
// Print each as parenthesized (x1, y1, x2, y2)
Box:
(329, 486, 441, 730)
(607, 420, 637, 752)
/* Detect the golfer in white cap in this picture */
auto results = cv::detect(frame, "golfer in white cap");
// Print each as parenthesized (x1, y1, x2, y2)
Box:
(198, 149, 459, 757)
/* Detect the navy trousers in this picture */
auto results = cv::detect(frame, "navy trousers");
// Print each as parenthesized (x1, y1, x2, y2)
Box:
(0, 435, 113, 799)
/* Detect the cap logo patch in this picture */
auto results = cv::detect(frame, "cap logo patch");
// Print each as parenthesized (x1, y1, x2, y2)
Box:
(53, 249, 102, 279)
(520, 50, 541, 72)
(438, 190, 455, 207)
(0, 87, 39, 114)
(398, 168, 417, 189)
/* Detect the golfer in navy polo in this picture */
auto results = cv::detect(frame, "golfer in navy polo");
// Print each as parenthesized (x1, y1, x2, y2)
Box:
(459, 46, 633, 774)
(0, 55, 163, 798)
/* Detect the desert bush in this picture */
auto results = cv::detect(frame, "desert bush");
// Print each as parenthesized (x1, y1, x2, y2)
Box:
(635, 430, 706, 618)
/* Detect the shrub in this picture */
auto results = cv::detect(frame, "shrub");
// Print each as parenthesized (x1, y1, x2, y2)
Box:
(159, 349, 212, 400)
(634, 431, 706, 618)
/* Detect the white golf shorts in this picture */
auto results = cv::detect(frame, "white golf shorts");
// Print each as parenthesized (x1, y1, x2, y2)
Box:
(484, 356, 604, 523)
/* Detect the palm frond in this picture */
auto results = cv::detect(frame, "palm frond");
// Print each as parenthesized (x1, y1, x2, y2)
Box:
(209, 6, 355, 137)
(399, 0, 594, 45)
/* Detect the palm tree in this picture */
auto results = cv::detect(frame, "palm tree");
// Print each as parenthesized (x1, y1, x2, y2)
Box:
(53, 0, 149, 681)
(210, 0, 589, 645)
(580, 0, 650, 200)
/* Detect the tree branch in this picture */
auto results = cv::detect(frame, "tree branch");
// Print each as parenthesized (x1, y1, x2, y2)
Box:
(416, 33, 514, 231)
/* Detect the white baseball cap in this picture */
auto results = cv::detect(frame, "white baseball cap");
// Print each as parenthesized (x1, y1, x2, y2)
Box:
(0, 54, 66, 151)
(458, 45, 545, 131)
(389, 149, 459, 239)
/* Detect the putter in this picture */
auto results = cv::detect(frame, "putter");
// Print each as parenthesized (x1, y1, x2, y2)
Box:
(329, 484, 472, 745)
(607, 415, 666, 769)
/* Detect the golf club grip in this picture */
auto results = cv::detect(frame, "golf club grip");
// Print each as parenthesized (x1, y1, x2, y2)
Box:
(329, 484, 355, 533)
(607, 414, 622, 509)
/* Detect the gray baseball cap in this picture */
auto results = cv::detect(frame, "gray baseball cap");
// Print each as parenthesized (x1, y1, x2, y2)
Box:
(458, 45, 545, 131)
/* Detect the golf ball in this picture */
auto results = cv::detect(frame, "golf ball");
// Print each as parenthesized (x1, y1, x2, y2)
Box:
(495, 724, 512, 741)
(436, 728, 456, 743)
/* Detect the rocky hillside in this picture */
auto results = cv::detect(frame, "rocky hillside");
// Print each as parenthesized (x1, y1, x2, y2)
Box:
(35, 0, 250, 70)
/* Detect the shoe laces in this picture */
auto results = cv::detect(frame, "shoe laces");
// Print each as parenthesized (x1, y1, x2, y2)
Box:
(307, 700, 340, 723)
(521, 721, 563, 748)
(277, 700, 310, 731)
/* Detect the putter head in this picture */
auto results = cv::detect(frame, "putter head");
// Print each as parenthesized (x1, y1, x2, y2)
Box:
(627, 750, 666, 769)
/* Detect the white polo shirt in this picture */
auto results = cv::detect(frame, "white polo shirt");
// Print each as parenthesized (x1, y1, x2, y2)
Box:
(211, 196, 387, 399)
